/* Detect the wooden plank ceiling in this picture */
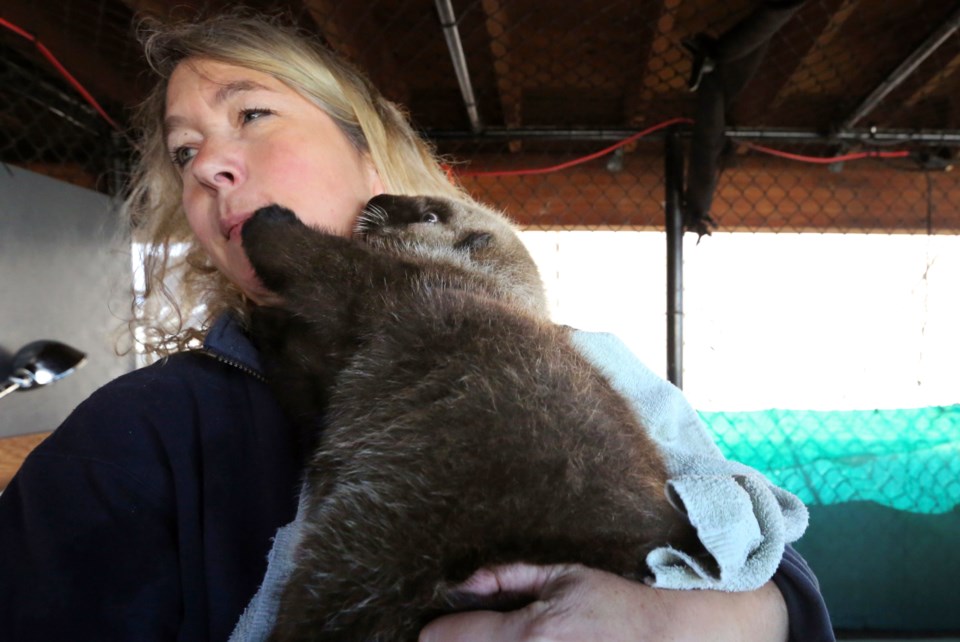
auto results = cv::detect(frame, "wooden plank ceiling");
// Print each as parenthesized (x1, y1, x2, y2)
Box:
(1, 0, 958, 230)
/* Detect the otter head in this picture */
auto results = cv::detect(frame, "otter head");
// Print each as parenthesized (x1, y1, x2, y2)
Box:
(355, 194, 549, 318)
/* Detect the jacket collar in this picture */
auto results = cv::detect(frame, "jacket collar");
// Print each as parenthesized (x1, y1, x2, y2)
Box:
(203, 313, 263, 376)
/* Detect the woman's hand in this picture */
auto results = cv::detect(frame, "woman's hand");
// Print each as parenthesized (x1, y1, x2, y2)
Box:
(418, 563, 789, 642)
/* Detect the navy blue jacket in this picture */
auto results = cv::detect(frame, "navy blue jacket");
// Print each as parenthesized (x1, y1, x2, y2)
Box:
(0, 315, 833, 641)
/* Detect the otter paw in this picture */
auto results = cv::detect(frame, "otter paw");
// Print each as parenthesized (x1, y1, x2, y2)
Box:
(242, 205, 302, 252)
(241, 205, 308, 291)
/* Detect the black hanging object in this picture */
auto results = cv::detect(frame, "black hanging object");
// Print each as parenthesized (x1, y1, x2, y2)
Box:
(683, 0, 807, 238)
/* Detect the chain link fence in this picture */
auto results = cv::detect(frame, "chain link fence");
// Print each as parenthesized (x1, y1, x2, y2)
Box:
(3, 0, 959, 634)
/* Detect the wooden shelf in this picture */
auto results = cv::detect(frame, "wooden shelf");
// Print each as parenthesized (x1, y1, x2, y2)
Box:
(0, 432, 51, 490)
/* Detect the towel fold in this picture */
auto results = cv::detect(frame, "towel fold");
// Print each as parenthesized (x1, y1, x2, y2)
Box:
(230, 329, 808, 640)
(570, 330, 808, 591)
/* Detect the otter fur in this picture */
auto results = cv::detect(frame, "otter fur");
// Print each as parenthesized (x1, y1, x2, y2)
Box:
(241, 194, 696, 642)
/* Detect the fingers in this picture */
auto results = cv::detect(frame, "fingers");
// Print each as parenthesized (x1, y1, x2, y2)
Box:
(454, 563, 563, 598)
(418, 564, 576, 642)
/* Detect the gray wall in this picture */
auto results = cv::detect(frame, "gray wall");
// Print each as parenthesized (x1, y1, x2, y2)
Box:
(0, 165, 135, 438)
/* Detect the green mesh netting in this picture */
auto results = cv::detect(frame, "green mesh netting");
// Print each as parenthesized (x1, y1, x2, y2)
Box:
(700, 405, 960, 515)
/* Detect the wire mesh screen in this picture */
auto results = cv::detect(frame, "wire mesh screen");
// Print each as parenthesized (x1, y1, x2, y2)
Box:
(2, 0, 959, 634)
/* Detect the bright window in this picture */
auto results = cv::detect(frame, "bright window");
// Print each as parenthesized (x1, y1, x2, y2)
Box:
(520, 231, 960, 411)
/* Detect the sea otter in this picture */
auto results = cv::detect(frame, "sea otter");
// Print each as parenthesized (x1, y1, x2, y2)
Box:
(241, 194, 696, 642)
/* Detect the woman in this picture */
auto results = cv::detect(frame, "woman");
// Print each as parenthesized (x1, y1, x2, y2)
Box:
(0, 13, 833, 641)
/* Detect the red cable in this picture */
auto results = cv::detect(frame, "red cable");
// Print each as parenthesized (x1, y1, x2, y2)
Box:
(458, 117, 694, 177)
(0, 16, 121, 131)
(458, 122, 913, 178)
(742, 142, 910, 164)
(2, 15, 914, 168)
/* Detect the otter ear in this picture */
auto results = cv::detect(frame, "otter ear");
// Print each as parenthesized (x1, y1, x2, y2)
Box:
(454, 231, 493, 253)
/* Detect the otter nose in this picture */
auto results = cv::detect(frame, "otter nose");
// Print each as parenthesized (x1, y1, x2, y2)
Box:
(366, 193, 403, 213)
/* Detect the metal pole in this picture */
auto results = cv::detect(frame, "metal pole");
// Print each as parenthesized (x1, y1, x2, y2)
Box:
(840, 4, 960, 130)
(435, 0, 482, 133)
(664, 129, 685, 388)
(425, 126, 960, 145)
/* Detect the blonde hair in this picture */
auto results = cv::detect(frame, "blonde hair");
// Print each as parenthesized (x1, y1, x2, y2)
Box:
(125, 11, 468, 356)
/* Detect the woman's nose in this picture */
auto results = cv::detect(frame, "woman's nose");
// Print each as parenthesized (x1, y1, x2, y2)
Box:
(191, 139, 245, 191)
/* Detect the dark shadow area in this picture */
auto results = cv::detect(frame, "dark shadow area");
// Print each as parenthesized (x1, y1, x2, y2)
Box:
(796, 501, 960, 635)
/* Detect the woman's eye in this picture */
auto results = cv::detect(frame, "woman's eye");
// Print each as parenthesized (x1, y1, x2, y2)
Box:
(240, 107, 274, 124)
(170, 146, 197, 169)
(421, 212, 440, 224)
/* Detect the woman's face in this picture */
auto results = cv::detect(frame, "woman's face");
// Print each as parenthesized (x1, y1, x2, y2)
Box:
(164, 58, 384, 303)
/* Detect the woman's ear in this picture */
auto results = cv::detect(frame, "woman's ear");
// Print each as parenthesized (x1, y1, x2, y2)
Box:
(364, 155, 386, 197)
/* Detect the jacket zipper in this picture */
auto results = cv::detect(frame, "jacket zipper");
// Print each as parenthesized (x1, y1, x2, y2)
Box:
(195, 348, 267, 383)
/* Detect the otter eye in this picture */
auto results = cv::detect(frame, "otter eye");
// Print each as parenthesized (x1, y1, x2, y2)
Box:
(420, 211, 440, 224)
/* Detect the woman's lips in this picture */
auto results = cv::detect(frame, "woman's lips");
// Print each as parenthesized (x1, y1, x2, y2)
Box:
(221, 212, 252, 241)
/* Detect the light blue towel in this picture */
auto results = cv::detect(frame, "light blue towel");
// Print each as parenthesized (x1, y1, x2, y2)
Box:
(230, 329, 808, 640)
(230, 494, 307, 642)
(570, 331, 808, 592)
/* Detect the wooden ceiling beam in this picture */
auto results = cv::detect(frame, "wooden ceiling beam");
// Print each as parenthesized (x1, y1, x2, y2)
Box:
(625, 0, 684, 127)
(120, 0, 407, 104)
(299, 0, 361, 61)
(480, 0, 522, 151)
(116, 0, 178, 19)
(903, 49, 960, 114)
(4, 0, 138, 106)
(740, 0, 859, 122)
(301, 0, 409, 106)
(119, 0, 321, 30)
(767, 0, 858, 110)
